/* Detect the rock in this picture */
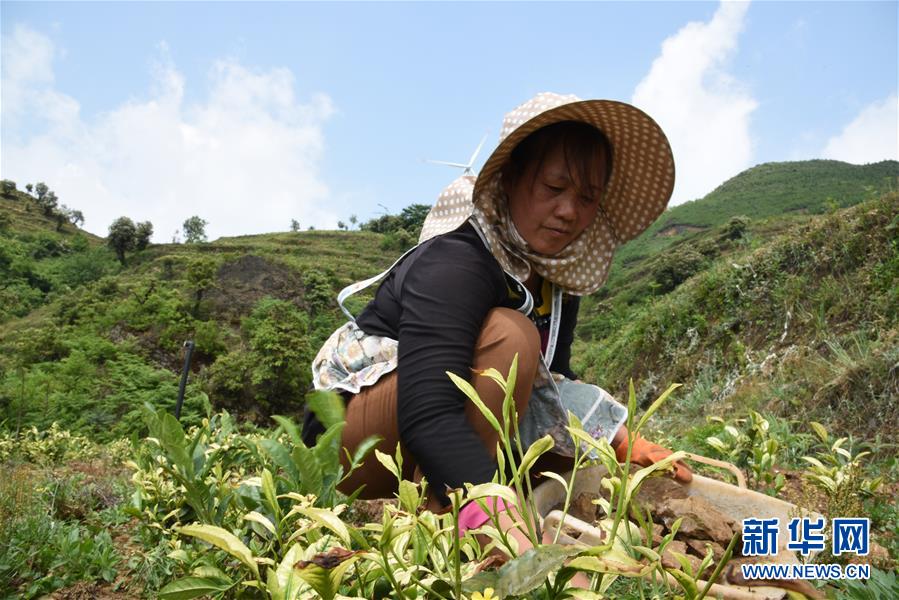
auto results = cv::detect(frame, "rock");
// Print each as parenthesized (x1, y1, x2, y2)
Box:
(656, 496, 738, 545)
(568, 491, 599, 523)
(661, 540, 704, 574)
(685, 537, 727, 562)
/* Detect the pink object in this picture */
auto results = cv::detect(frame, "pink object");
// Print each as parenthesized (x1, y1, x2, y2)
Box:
(457, 496, 512, 536)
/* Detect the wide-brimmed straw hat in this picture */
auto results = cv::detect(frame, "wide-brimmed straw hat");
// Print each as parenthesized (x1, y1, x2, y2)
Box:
(419, 92, 675, 295)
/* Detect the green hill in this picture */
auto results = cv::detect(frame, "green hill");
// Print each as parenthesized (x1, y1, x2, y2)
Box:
(2, 163, 898, 598)
(613, 159, 898, 269)
(1, 159, 896, 441)
(575, 192, 898, 444)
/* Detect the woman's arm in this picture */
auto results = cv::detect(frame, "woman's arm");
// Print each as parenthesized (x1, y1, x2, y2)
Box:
(394, 236, 507, 503)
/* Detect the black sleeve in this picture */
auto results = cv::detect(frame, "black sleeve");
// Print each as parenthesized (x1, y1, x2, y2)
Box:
(395, 239, 506, 503)
(549, 296, 580, 380)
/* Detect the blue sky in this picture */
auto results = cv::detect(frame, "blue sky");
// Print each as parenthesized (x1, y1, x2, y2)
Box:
(2, 1, 896, 242)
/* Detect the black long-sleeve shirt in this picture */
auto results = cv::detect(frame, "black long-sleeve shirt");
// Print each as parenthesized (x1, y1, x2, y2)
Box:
(316, 221, 580, 495)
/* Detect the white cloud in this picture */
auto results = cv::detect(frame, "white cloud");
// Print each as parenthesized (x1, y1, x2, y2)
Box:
(632, 1, 757, 204)
(1, 26, 337, 241)
(821, 94, 899, 164)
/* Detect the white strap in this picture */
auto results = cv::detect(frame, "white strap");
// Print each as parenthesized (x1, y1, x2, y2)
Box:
(337, 244, 420, 321)
(543, 284, 562, 368)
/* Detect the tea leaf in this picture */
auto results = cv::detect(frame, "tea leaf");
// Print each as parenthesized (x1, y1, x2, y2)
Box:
(158, 576, 234, 599)
(307, 391, 346, 429)
(448, 371, 502, 434)
(243, 511, 276, 536)
(292, 506, 352, 546)
(517, 435, 554, 479)
(176, 524, 259, 578)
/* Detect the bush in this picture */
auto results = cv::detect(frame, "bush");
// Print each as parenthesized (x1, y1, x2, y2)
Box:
(651, 246, 706, 293)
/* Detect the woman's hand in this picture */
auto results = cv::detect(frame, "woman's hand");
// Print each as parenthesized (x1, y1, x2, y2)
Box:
(612, 426, 692, 483)
(459, 493, 592, 589)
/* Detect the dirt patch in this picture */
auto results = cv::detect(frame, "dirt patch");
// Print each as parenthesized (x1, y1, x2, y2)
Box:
(49, 580, 136, 599)
(206, 255, 307, 323)
(656, 223, 707, 237)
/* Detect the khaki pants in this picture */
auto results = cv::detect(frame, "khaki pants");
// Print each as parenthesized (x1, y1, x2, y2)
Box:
(338, 308, 544, 501)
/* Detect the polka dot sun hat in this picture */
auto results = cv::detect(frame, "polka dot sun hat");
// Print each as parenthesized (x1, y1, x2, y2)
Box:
(418, 92, 675, 296)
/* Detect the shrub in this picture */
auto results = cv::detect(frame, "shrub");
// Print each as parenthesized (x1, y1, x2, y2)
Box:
(651, 246, 706, 293)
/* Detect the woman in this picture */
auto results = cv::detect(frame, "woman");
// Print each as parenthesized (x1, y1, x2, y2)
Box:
(306, 92, 690, 528)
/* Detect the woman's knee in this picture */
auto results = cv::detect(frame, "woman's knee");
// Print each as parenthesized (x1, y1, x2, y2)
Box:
(475, 307, 541, 376)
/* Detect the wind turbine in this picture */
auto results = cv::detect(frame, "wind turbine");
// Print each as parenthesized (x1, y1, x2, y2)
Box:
(424, 134, 489, 176)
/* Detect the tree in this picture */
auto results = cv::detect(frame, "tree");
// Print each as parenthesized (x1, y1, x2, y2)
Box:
(25, 183, 33, 195)
(135, 221, 154, 250)
(337, 220, 347, 231)
(290, 219, 300, 232)
(107, 217, 137, 265)
(69, 210, 85, 228)
(187, 259, 217, 317)
(399, 203, 431, 233)
(34, 182, 49, 201)
(182, 216, 208, 243)
(38, 190, 59, 217)
(53, 205, 70, 231)
(1, 180, 16, 196)
(349, 214, 358, 229)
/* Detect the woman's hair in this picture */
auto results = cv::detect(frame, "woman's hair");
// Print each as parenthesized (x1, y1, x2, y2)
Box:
(501, 121, 613, 201)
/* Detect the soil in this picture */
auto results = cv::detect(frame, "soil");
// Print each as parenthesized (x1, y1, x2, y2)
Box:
(48, 581, 136, 599)
(206, 255, 308, 323)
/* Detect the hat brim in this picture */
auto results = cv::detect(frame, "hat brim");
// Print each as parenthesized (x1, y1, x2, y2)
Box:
(473, 99, 675, 244)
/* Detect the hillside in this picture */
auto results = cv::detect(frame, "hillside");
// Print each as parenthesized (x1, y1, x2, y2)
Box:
(1, 160, 896, 439)
(2, 162, 897, 598)
(1, 189, 397, 437)
(575, 192, 898, 443)
(612, 159, 898, 270)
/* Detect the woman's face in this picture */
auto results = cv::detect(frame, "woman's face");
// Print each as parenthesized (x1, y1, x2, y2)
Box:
(504, 144, 603, 256)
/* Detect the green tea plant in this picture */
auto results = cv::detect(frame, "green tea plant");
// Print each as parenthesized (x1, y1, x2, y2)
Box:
(801, 421, 884, 562)
(141, 360, 737, 599)
(0, 422, 98, 464)
(130, 401, 255, 528)
(705, 410, 786, 496)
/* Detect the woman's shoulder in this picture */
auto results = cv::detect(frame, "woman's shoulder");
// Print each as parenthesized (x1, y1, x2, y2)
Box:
(404, 222, 505, 287)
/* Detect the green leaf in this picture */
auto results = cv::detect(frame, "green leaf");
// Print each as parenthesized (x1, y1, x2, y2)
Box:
(517, 435, 554, 479)
(398, 480, 420, 513)
(667, 567, 699, 597)
(292, 506, 352, 546)
(634, 383, 681, 433)
(374, 449, 400, 481)
(292, 443, 323, 496)
(261, 468, 281, 520)
(464, 482, 519, 507)
(176, 524, 259, 578)
(307, 391, 346, 429)
(462, 545, 582, 596)
(447, 371, 502, 434)
(312, 422, 345, 475)
(809, 421, 829, 443)
(294, 549, 362, 600)
(349, 435, 382, 469)
(271, 415, 304, 446)
(625, 451, 688, 499)
(260, 439, 300, 483)
(627, 379, 637, 425)
(243, 511, 276, 536)
(272, 543, 306, 600)
(537, 470, 570, 496)
(158, 576, 233, 599)
(563, 554, 645, 576)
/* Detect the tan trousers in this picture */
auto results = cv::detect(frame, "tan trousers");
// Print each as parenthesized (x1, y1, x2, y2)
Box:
(338, 308, 543, 500)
